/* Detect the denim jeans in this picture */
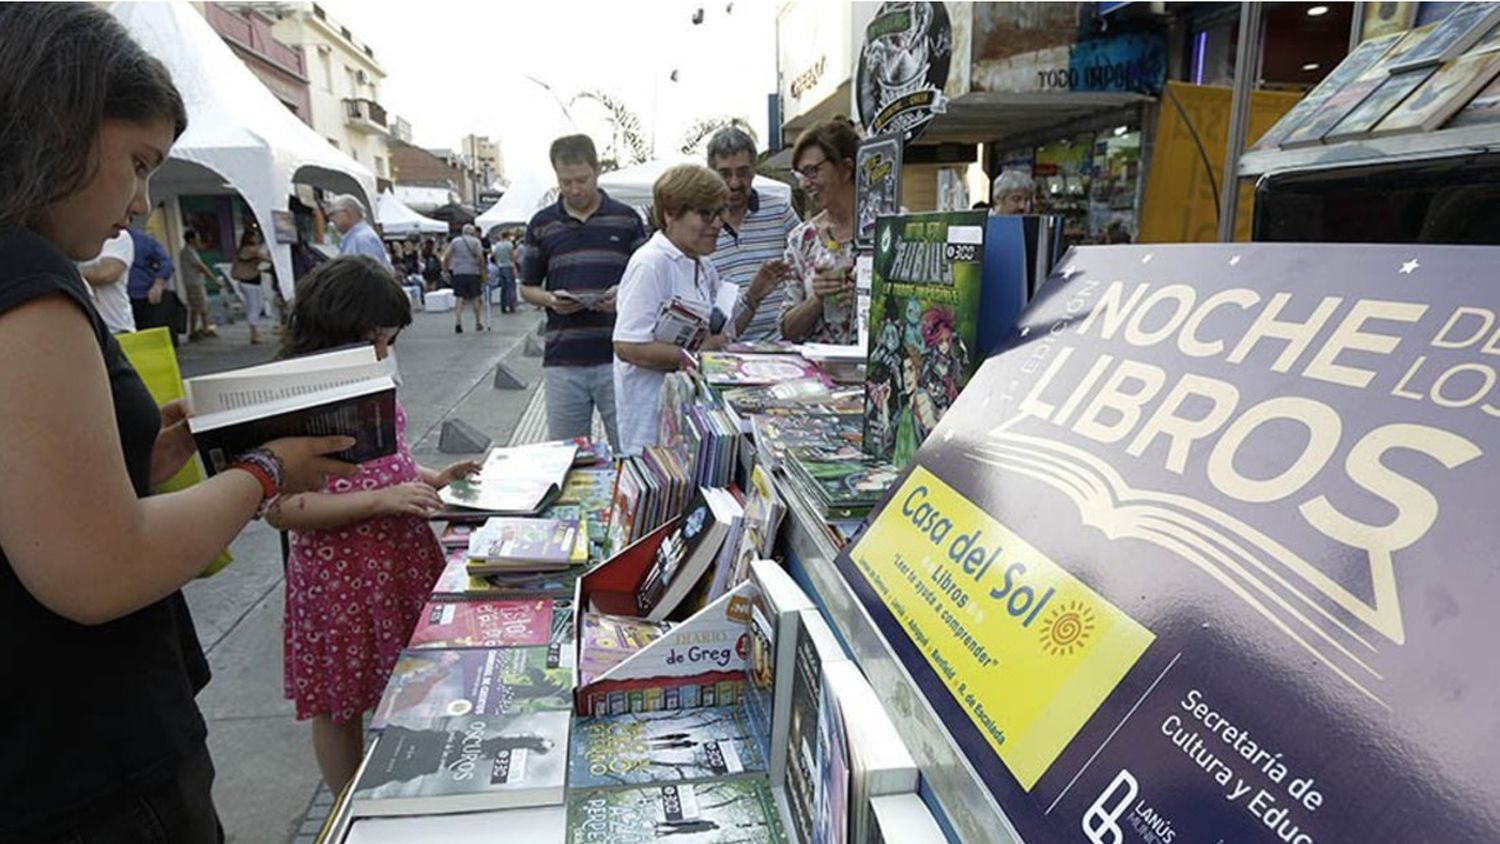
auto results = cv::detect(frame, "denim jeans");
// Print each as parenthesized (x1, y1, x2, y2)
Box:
(37, 742, 223, 844)
(543, 363, 618, 452)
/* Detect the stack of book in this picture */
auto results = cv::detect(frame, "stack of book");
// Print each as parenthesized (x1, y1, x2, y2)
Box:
(658, 369, 746, 488)
(721, 379, 864, 416)
(632, 487, 743, 622)
(464, 517, 587, 576)
(750, 411, 865, 472)
(432, 545, 585, 603)
(782, 448, 900, 523)
(698, 351, 827, 387)
(539, 464, 616, 559)
(606, 447, 691, 555)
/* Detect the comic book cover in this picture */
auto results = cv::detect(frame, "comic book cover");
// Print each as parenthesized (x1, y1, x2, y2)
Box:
(863, 211, 986, 467)
(371, 647, 573, 730)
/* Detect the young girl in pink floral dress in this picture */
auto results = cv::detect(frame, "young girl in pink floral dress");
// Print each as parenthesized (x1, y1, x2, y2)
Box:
(267, 255, 480, 793)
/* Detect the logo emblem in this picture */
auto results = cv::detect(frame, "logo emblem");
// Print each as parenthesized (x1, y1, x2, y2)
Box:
(1039, 599, 1097, 657)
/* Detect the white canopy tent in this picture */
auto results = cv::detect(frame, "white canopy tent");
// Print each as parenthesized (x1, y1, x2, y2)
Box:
(376, 190, 447, 236)
(113, 2, 377, 299)
(475, 167, 557, 232)
(597, 158, 795, 209)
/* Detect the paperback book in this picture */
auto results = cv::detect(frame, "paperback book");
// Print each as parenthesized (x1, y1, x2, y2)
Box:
(569, 705, 766, 788)
(699, 352, 826, 387)
(822, 659, 918, 844)
(407, 599, 565, 651)
(869, 794, 946, 843)
(783, 449, 901, 521)
(1280, 23, 1438, 148)
(744, 560, 814, 788)
(1374, 47, 1500, 135)
(439, 441, 577, 515)
(371, 646, 572, 730)
(580, 612, 675, 686)
(566, 777, 786, 843)
(349, 711, 570, 816)
(749, 411, 864, 471)
(784, 610, 848, 844)
(185, 344, 398, 473)
(343, 806, 565, 844)
(855, 133, 903, 249)
(864, 211, 986, 466)
(1253, 31, 1406, 150)
(431, 551, 584, 601)
(464, 516, 586, 574)
(634, 487, 739, 621)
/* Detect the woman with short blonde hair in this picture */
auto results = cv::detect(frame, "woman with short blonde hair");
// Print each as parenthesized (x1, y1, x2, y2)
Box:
(613, 164, 741, 455)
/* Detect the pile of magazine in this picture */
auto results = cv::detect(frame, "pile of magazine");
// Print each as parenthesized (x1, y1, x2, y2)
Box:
(782, 447, 901, 523)
(606, 447, 692, 555)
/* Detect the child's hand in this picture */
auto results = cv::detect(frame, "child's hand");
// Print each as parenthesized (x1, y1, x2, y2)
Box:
(376, 482, 443, 517)
(433, 460, 483, 489)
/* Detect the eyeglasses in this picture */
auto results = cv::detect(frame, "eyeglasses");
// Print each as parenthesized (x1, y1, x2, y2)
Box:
(715, 166, 755, 184)
(694, 207, 728, 224)
(795, 159, 831, 182)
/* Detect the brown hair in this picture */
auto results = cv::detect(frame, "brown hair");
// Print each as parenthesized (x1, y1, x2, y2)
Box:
(651, 164, 729, 231)
(791, 116, 860, 177)
(549, 134, 599, 172)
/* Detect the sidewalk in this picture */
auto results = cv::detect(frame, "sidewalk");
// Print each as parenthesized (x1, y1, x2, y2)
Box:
(174, 306, 547, 842)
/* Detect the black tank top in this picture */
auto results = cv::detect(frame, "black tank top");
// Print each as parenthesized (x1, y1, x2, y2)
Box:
(0, 226, 211, 838)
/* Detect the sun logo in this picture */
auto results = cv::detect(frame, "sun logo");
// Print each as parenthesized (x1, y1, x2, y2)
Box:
(1039, 599, 1096, 657)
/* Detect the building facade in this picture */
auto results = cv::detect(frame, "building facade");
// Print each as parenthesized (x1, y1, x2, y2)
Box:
(248, 2, 393, 186)
(204, 3, 313, 126)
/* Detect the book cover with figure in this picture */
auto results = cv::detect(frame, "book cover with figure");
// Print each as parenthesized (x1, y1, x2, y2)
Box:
(568, 705, 765, 788)
(407, 599, 561, 650)
(350, 711, 570, 816)
(371, 647, 573, 730)
(863, 211, 986, 467)
(566, 777, 786, 843)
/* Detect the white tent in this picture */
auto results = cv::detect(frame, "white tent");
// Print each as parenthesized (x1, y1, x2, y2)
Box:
(376, 190, 447, 236)
(475, 167, 557, 232)
(113, 2, 378, 299)
(597, 158, 795, 209)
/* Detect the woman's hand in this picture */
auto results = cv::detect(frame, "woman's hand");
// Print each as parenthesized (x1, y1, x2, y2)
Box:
(749, 260, 788, 303)
(375, 481, 444, 517)
(262, 436, 360, 494)
(149, 399, 197, 487)
(810, 265, 853, 302)
(431, 459, 482, 489)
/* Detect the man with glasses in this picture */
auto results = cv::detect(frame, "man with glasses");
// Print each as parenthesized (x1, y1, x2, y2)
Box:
(520, 134, 646, 452)
(704, 127, 800, 342)
(326, 194, 392, 269)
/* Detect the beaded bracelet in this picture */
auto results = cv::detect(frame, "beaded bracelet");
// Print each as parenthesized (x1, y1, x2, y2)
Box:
(228, 447, 286, 519)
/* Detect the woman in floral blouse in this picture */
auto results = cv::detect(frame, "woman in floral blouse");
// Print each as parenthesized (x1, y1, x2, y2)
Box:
(780, 118, 861, 344)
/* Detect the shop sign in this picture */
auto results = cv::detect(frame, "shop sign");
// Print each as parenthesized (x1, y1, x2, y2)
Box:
(854, 1, 953, 144)
(838, 242, 1500, 841)
(971, 4, 1166, 95)
(777, 1, 853, 121)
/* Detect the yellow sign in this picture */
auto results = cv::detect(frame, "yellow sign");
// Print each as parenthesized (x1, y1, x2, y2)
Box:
(116, 328, 233, 576)
(848, 466, 1153, 789)
(1139, 82, 1302, 243)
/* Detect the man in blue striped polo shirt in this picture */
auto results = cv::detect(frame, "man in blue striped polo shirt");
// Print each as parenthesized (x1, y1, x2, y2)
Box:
(521, 134, 646, 451)
(706, 127, 801, 342)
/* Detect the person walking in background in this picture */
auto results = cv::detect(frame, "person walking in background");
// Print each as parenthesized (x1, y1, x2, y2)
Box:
(178, 229, 217, 339)
(326, 194, 391, 269)
(780, 118, 861, 345)
(127, 225, 175, 339)
(521, 134, 646, 452)
(266, 255, 481, 795)
(442, 223, 486, 333)
(231, 227, 270, 344)
(421, 238, 444, 292)
(77, 228, 136, 334)
(613, 165, 738, 456)
(704, 127, 799, 341)
(492, 229, 517, 314)
(0, 7, 358, 840)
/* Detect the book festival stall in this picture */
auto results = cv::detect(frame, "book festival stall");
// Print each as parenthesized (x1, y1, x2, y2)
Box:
(303, 6, 1500, 841)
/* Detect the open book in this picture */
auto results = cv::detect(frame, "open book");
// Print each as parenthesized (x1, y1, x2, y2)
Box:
(185, 345, 398, 474)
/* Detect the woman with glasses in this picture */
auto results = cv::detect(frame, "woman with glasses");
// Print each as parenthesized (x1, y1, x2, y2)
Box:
(780, 117, 862, 344)
(613, 165, 739, 456)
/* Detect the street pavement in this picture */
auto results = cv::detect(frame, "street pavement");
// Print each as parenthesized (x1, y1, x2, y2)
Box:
(174, 301, 549, 842)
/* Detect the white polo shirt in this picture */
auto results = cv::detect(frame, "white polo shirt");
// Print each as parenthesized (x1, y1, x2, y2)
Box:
(612, 231, 736, 456)
(78, 231, 135, 334)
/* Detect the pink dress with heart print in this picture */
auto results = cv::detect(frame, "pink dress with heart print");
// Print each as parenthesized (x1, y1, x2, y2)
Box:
(282, 400, 446, 723)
